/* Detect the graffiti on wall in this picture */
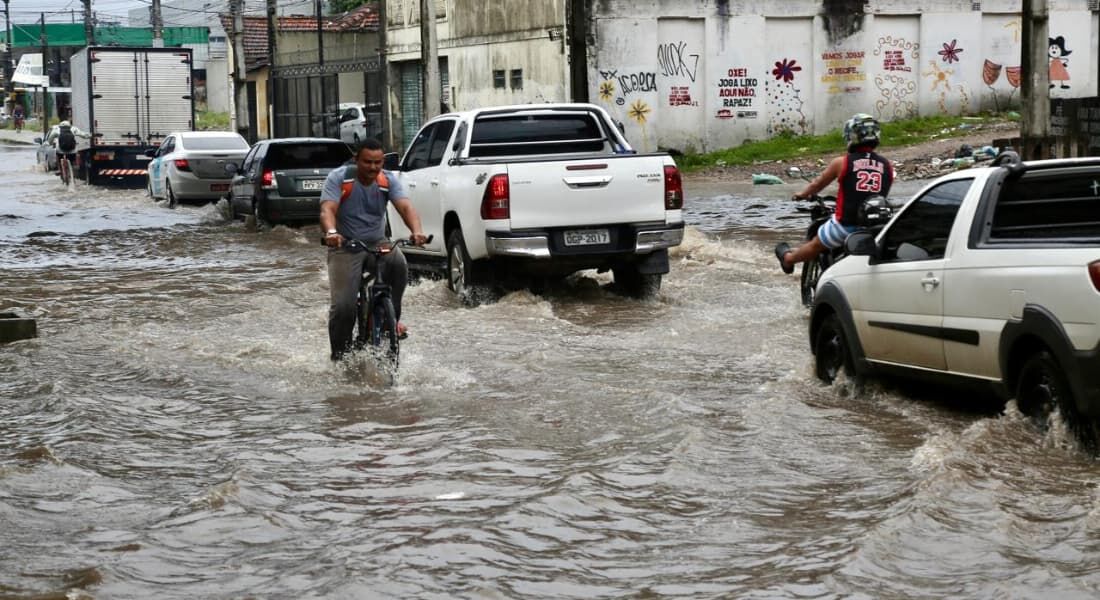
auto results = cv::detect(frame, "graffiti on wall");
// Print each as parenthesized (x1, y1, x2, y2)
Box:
(766, 58, 808, 136)
(658, 41, 700, 107)
(597, 69, 658, 107)
(873, 36, 919, 120)
(715, 67, 758, 120)
(1049, 35, 1072, 90)
(921, 37, 971, 114)
(982, 59, 1020, 111)
(821, 50, 866, 94)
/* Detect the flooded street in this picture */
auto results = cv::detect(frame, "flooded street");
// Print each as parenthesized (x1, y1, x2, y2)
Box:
(3, 141, 1100, 599)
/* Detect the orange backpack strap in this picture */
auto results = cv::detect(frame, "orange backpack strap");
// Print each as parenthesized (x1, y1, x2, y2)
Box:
(339, 166, 391, 204)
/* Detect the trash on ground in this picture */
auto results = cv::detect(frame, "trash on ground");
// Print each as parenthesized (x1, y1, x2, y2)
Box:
(752, 173, 785, 185)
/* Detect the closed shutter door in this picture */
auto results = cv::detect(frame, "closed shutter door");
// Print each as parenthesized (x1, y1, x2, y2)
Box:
(400, 62, 422, 152)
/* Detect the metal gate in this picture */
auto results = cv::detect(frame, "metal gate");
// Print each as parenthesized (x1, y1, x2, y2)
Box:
(399, 62, 423, 152)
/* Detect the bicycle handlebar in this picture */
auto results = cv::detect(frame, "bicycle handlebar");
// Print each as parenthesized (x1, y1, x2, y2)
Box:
(320, 235, 434, 249)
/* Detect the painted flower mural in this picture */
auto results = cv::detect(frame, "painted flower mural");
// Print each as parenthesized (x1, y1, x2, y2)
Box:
(599, 81, 616, 102)
(771, 59, 802, 83)
(628, 99, 651, 124)
(938, 39, 963, 64)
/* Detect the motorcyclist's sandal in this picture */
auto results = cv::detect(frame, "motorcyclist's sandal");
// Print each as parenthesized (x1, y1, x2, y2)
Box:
(774, 243, 794, 274)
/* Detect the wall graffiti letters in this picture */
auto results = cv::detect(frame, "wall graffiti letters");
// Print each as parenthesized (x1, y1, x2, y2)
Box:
(619, 72, 658, 95)
(716, 67, 758, 115)
(657, 41, 699, 82)
(821, 49, 866, 93)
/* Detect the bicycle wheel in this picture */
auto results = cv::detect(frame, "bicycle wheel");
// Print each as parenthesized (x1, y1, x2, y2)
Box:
(60, 158, 71, 186)
(799, 258, 821, 307)
(375, 296, 400, 368)
(354, 287, 371, 351)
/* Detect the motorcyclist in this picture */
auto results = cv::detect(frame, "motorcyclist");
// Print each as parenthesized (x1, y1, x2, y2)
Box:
(775, 113, 894, 274)
(47, 120, 91, 176)
(320, 138, 429, 361)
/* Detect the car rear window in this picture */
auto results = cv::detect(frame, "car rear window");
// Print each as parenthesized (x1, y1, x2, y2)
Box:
(182, 135, 249, 150)
(992, 171, 1100, 240)
(469, 113, 607, 157)
(265, 143, 352, 169)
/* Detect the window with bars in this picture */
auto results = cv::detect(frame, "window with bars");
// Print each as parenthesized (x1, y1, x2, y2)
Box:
(493, 70, 506, 89)
(510, 69, 523, 90)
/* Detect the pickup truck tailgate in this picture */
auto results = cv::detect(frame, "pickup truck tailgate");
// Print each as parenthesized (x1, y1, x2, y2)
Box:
(505, 157, 669, 229)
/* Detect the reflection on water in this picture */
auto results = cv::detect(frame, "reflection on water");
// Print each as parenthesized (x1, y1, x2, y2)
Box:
(2, 146, 1098, 599)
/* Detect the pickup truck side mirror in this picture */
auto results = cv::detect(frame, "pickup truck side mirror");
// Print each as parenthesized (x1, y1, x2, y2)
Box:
(33, 137, 43, 144)
(383, 152, 400, 171)
(845, 231, 879, 257)
(224, 162, 239, 175)
(144, 149, 157, 158)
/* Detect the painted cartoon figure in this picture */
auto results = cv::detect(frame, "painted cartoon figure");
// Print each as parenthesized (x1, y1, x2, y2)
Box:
(1048, 36, 1071, 90)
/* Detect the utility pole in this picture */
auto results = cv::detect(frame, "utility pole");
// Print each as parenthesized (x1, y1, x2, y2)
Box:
(1020, 0, 1050, 157)
(81, 0, 94, 46)
(315, 0, 326, 136)
(420, 0, 439, 121)
(378, 0, 391, 149)
(229, 0, 249, 139)
(267, 0, 277, 137)
(3, 0, 13, 104)
(151, 0, 163, 48)
(39, 12, 49, 136)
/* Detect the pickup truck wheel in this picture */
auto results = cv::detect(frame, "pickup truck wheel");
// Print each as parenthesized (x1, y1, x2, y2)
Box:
(1015, 350, 1091, 445)
(447, 229, 478, 303)
(612, 266, 661, 299)
(814, 313, 854, 383)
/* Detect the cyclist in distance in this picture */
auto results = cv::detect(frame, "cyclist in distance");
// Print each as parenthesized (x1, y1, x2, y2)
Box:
(320, 138, 429, 361)
(47, 120, 91, 178)
(775, 113, 894, 274)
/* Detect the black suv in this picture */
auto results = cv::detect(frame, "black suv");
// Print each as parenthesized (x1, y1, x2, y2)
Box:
(227, 138, 353, 227)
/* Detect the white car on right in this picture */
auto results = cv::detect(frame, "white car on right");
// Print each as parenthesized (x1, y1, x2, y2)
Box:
(337, 102, 382, 146)
(809, 152, 1100, 448)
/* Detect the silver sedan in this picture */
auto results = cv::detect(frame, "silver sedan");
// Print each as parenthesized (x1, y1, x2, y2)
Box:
(147, 131, 250, 206)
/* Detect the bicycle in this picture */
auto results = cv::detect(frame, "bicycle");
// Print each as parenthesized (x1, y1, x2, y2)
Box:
(323, 235, 433, 369)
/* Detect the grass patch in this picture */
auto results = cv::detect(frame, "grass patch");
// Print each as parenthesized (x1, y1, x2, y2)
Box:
(196, 110, 231, 131)
(677, 112, 1018, 172)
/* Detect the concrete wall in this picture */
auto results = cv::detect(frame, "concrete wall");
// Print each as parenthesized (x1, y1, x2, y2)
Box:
(590, 0, 1100, 152)
(385, 0, 567, 112)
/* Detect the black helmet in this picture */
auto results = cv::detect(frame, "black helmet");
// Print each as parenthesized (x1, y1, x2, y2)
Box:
(844, 113, 880, 149)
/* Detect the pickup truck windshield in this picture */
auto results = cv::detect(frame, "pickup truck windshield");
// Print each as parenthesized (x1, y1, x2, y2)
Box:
(469, 114, 607, 158)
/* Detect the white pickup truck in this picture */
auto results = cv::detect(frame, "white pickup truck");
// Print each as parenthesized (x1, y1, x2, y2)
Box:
(383, 103, 685, 301)
(809, 152, 1100, 448)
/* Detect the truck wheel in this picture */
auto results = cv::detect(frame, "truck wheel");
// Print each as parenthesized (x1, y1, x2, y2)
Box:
(1014, 350, 1097, 450)
(146, 177, 155, 199)
(814, 313, 854, 383)
(447, 229, 484, 305)
(612, 265, 661, 299)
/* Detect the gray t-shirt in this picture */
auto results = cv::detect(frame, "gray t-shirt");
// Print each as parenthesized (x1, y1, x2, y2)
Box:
(320, 166, 407, 242)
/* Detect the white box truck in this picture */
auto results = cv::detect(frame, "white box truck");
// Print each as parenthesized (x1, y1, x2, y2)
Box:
(70, 47, 194, 186)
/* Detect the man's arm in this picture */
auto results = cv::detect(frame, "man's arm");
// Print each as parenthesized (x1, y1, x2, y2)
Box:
(390, 197, 428, 246)
(319, 168, 344, 247)
(793, 155, 844, 199)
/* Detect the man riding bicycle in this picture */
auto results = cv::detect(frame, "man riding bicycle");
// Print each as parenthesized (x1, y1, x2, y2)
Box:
(775, 113, 895, 274)
(320, 138, 429, 361)
(47, 120, 91, 178)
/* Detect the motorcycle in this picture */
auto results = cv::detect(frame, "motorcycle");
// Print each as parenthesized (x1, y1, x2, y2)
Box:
(786, 167, 894, 307)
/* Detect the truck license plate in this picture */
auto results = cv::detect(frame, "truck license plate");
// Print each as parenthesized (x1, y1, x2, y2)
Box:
(300, 179, 324, 191)
(563, 229, 609, 246)
(210, 183, 229, 192)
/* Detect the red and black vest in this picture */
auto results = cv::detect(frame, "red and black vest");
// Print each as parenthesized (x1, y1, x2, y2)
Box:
(836, 147, 893, 226)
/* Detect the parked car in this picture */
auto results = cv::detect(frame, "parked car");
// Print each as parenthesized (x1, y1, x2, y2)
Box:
(338, 102, 383, 146)
(226, 137, 353, 227)
(147, 131, 251, 205)
(35, 125, 60, 171)
(809, 151, 1100, 447)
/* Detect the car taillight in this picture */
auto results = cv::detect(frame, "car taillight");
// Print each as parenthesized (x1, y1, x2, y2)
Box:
(480, 174, 510, 220)
(174, 158, 190, 171)
(664, 165, 683, 210)
(1090, 260, 1100, 292)
(261, 169, 275, 189)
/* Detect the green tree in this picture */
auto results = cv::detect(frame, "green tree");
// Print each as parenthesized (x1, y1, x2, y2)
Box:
(328, 0, 367, 14)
